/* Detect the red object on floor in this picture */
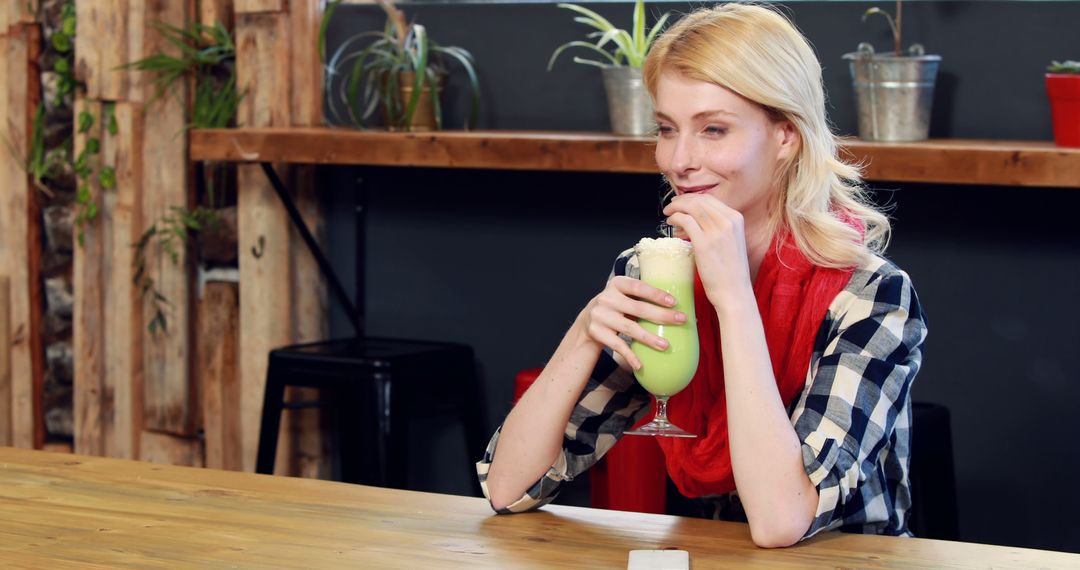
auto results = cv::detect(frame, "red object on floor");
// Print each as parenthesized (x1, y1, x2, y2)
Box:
(1047, 73, 1080, 148)
(513, 367, 667, 514)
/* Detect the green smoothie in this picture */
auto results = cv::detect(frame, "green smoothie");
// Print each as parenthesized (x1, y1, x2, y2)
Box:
(630, 238, 700, 397)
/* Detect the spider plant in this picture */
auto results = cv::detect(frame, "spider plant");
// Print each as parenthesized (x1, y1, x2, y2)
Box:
(1048, 60, 1080, 74)
(324, 0, 480, 130)
(547, 0, 670, 70)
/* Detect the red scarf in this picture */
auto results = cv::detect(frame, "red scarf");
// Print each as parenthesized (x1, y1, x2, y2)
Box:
(656, 231, 854, 498)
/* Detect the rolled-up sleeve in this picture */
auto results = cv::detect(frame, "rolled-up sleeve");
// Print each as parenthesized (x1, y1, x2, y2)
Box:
(792, 269, 927, 539)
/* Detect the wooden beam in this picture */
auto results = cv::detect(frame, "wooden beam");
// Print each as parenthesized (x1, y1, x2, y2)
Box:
(139, 1, 194, 437)
(235, 13, 293, 472)
(99, 0, 130, 101)
(124, 0, 146, 102)
(235, 0, 285, 15)
(16, 1, 38, 24)
(189, 129, 1080, 189)
(72, 97, 105, 456)
(22, 22, 45, 450)
(286, 0, 328, 479)
(200, 0, 234, 31)
(284, 165, 330, 479)
(74, 0, 101, 100)
(0, 276, 10, 446)
(289, 0, 321, 127)
(0, 24, 45, 450)
(198, 281, 242, 471)
(139, 430, 205, 467)
(101, 102, 143, 459)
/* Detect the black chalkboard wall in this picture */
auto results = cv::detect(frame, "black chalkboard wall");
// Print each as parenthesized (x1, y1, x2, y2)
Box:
(317, 1, 1080, 553)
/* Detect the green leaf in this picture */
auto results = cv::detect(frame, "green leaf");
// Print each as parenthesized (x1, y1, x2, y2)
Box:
(55, 58, 70, 73)
(52, 32, 71, 53)
(99, 166, 116, 189)
(548, 40, 619, 71)
(433, 45, 481, 129)
(632, 0, 645, 56)
(105, 106, 119, 136)
(86, 137, 100, 154)
(77, 110, 95, 134)
(320, 0, 342, 64)
(558, 4, 618, 34)
(62, 15, 76, 36)
(644, 13, 671, 54)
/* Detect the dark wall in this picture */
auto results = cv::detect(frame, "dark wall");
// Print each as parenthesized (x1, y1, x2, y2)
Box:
(321, 1, 1080, 553)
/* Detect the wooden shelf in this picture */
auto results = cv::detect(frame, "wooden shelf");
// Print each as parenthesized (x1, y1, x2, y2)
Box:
(190, 128, 1080, 188)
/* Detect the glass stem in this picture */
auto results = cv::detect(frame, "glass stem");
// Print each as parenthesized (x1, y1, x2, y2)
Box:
(655, 395, 670, 424)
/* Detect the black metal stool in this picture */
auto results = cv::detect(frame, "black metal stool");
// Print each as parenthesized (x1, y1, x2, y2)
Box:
(256, 337, 487, 493)
(908, 402, 961, 540)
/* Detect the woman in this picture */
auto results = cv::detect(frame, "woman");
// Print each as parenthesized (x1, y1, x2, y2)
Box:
(479, 3, 927, 548)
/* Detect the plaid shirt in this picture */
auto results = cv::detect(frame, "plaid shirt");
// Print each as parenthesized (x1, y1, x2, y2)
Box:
(477, 249, 927, 540)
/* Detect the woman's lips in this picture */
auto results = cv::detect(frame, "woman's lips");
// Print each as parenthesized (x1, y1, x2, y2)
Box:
(676, 184, 717, 194)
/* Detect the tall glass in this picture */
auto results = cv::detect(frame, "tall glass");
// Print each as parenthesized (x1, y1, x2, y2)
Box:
(625, 237, 699, 438)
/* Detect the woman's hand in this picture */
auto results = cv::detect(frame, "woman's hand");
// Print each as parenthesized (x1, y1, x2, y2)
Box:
(663, 193, 753, 309)
(579, 276, 687, 370)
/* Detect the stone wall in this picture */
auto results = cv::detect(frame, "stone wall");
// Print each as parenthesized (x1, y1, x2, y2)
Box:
(37, 0, 74, 442)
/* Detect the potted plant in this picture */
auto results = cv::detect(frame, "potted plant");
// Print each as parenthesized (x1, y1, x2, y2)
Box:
(547, 0, 670, 136)
(1046, 60, 1080, 148)
(324, 0, 480, 131)
(843, 1, 942, 142)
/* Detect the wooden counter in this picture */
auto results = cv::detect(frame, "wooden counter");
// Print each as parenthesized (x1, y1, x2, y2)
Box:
(190, 128, 1080, 188)
(0, 447, 1075, 568)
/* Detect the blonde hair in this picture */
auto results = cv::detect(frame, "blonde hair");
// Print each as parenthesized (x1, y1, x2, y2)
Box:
(643, 3, 890, 269)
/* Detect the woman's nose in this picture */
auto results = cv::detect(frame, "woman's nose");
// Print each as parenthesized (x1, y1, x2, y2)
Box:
(668, 135, 698, 175)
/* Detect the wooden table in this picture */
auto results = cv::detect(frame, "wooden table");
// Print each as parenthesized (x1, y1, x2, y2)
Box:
(0, 448, 1076, 568)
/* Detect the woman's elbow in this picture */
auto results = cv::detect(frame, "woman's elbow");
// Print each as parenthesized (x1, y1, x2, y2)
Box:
(749, 518, 811, 549)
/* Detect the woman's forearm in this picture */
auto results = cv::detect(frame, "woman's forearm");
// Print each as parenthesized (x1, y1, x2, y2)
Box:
(486, 313, 606, 510)
(718, 291, 818, 548)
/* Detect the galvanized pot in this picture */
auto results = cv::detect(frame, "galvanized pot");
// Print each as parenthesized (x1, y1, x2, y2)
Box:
(600, 66, 655, 136)
(843, 43, 941, 142)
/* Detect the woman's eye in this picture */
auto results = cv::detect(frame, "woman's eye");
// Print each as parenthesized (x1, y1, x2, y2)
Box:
(703, 126, 728, 136)
(657, 124, 675, 135)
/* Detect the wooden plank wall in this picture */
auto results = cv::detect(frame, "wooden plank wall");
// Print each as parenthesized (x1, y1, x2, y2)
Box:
(235, 0, 328, 476)
(73, 0, 194, 462)
(62, 0, 327, 474)
(0, 10, 45, 450)
(0, 276, 10, 445)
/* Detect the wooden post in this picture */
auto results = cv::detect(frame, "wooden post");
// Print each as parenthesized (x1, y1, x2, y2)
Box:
(286, 0, 330, 479)
(198, 281, 242, 471)
(72, 97, 106, 456)
(235, 0, 285, 15)
(200, 0, 234, 31)
(74, 0, 102, 100)
(138, 1, 195, 437)
(1, 22, 46, 450)
(99, 0, 131, 101)
(0, 276, 11, 446)
(101, 103, 143, 459)
(235, 11, 293, 473)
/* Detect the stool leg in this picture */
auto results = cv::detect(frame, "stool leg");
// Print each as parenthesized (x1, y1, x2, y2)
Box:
(451, 352, 487, 497)
(343, 382, 382, 485)
(256, 362, 288, 475)
(383, 374, 409, 489)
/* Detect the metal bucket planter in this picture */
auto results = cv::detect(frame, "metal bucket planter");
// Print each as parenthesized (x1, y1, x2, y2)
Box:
(601, 66, 655, 136)
(844, 44, 941, 142)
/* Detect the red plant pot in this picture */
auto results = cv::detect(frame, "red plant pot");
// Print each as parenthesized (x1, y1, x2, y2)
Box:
(1046, 73, 1080, 147)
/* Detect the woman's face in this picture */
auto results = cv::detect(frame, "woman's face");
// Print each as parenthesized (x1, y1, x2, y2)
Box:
(654, 72, 799, 224)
